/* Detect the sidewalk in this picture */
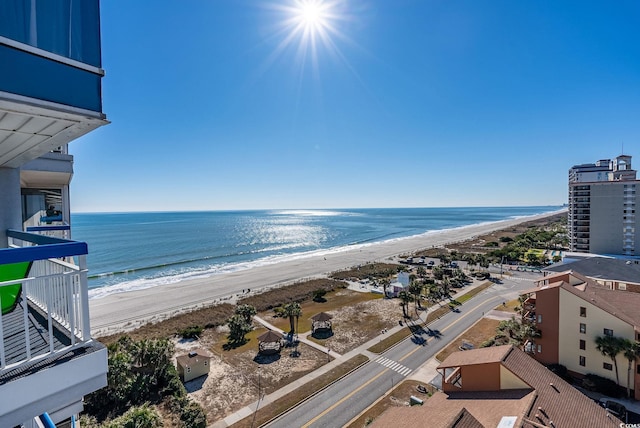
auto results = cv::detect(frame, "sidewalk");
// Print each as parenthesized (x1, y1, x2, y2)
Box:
(211, 279, 490, 428)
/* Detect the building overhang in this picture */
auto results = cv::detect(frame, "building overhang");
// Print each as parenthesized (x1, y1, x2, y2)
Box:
(0, 92, 108, 169)
(20, 152, 74, 188)
(0, 345, 107, 427)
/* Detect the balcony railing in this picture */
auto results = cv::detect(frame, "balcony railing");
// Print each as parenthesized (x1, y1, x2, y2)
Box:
(25, 225, 71, 240)
(0, 229, 91, 373)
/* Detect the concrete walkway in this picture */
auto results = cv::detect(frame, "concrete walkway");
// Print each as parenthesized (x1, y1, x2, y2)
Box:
(211, 280, 491, 428)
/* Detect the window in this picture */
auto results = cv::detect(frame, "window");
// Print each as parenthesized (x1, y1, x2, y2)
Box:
(0, 0, 102, 66)
(618, 283, 627, 291)
(204, 360, 208, 366)
(580, 307, 586, 317)
(580, 340, 586, 350)
(580, 323, 586, 334)
(187, 367, 191, 373)
(579, 356, 586, 367)
(537, 314, 542, 323)
(538, 344, 542, 353)
(603, 362, 613, 371)
(604, 328, 613, 337)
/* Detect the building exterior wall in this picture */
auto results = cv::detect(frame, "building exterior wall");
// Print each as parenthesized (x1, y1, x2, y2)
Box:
(558, 288, 635, 390)
(0, 167, 22, 245)
(568, 156, 639, 256)
(0, 44, 102, 112)
(589, 183, 624, 254)
(179, 358, 210, 382)
(499, 366, 529, 390)
(533, 286, 560, 365)
(460, 363, 500, 391)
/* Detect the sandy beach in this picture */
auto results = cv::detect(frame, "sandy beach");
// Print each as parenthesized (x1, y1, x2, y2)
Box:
(89, 209, 564, 335)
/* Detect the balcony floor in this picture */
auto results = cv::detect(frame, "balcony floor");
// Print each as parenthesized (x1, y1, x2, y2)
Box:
(1, 298, 103, 384)
(2, 297, 71, 366)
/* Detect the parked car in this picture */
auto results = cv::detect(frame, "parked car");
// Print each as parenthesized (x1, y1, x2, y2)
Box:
(599, 399, 627, 421)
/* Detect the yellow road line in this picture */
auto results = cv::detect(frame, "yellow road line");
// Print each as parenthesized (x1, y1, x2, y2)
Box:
(304, 295, 501, 427)
(302, 368, 389, 428)
(397, 296, 499, 363)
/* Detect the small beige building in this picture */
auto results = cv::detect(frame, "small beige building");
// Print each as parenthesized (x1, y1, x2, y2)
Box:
(176, 349, 212, 382)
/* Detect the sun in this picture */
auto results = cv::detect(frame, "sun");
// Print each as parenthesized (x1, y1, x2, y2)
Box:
(295, 1, 328, 30)
(259, 0, 356, 85)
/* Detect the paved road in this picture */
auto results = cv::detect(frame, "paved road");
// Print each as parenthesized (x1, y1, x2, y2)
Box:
(266, 276, 537, 428)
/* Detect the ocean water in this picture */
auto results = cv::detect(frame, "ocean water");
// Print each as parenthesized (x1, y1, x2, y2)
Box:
(71, 206, 562, 299)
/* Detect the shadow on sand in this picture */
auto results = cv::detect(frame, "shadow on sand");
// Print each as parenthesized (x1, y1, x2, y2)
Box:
(253, 353, 282, 365)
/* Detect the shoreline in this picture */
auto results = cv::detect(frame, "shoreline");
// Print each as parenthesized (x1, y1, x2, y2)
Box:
(89, 209, 565, 336)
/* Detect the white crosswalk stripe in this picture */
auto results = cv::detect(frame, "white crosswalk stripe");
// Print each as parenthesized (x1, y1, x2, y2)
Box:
(375, 357, 412, 377)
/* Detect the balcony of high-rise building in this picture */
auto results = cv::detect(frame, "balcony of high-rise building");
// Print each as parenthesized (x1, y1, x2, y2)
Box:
(0, 1, 108, 425)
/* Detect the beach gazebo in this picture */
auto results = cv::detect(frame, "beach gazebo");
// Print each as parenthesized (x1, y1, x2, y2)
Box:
(311, 312, 333, 334)
(257, 330, 283, 355)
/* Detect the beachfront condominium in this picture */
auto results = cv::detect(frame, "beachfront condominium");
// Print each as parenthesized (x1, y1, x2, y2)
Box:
(568, 155, 640, 256)
(0, 1, 108, 426)
(521, 271, 640, 400)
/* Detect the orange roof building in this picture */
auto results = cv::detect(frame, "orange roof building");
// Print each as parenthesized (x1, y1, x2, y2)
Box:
(371, 345, 621, 428)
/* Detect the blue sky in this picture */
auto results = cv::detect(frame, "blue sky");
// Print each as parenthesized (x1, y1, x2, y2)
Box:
(71, 0, 640, 212)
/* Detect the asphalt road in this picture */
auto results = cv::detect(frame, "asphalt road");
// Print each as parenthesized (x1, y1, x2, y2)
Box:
(266, 275, 538, 428)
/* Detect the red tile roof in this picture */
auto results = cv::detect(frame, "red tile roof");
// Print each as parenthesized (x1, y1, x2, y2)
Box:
(371, 346, 621, 428)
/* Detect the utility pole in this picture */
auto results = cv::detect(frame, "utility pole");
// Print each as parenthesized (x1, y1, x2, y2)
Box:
(251, 368, 262, 428)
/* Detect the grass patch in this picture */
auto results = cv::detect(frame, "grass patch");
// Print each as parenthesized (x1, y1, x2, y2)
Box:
(238, 278, 348, 312)
(368, 282, 494, 354)
(435, 318, 501, 362)
(264, 290, 383, 334)
(231, 354, 369, 428)
(330, 263, 400, 281)
(425, 305, 452, 324)
(97, 303, 235, 345)
(346, 380, 437, 428)
(494, 298, 519, 313)
(367, 323, 420, 354)
(455, 281, 492, 304)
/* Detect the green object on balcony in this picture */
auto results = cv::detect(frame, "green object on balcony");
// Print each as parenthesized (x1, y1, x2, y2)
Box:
(0, 262, 32, 315)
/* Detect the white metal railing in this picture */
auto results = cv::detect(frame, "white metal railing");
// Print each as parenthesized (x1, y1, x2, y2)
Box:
(25, 224, 71, 240)
(1, 231, 92, 373)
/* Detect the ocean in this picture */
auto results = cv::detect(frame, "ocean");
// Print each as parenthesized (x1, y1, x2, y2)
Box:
(71, 206, 562, 299)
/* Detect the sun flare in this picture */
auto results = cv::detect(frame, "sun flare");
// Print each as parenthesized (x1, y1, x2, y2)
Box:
(259, 0, 357, 86)
(295, 1, 328, 29)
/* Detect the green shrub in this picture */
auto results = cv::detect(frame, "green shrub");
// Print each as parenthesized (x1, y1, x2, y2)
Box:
(178, 325, 203, 339)
(583, 373, 621, 397)
(106, 403, 163, 428)
(168, 395, 207, 428)
(480, 339, 495, 348)
(313, 288, 327, 302)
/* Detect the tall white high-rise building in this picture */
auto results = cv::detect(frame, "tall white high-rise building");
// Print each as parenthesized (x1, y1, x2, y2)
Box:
(568, 155, 639, 256)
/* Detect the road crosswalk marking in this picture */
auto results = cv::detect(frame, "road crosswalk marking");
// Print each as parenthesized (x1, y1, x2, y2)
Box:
(375, 356, 412, 376)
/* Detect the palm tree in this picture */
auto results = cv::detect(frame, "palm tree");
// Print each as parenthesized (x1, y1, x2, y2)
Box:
(380, 278, 391, 298)
(621, 339, 640, 398)
(495, 317, 540, 351)
(283, 302, 302, 335)
(408, 281, 423, 313)
(235, 304, 257, 324)
(595, 335, 624, 387)
(397, 290, 413, 319)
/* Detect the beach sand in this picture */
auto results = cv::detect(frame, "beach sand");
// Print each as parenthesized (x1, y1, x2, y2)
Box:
(89, 210, 564, 335)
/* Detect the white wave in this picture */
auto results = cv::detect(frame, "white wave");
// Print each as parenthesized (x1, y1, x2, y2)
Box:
(88, 208, 564, 300)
